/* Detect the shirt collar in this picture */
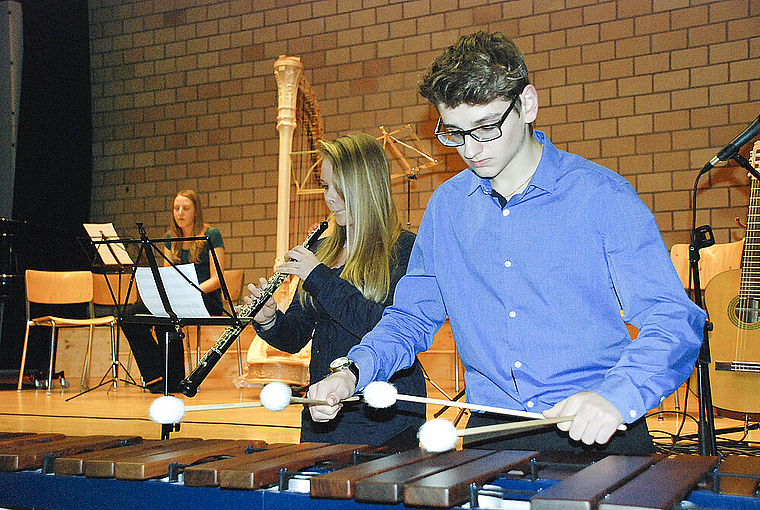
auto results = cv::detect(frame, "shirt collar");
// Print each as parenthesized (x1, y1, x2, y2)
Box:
(466, 130, 559, 198)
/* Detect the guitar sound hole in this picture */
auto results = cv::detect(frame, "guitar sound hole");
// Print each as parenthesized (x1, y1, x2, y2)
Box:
(730, 297, 760, 328)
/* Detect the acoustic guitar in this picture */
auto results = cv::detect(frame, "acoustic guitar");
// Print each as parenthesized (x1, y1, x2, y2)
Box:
(703, 140, 760, 417)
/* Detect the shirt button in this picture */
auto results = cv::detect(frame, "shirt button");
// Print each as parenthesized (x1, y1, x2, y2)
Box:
(509, 311, 517, 318)
(504, 260, 511, 267)
(527, 401, 534, 408)
(629, 410, 636, 418)
(514, 361, 522, 368)
(503, 209, 510, 216)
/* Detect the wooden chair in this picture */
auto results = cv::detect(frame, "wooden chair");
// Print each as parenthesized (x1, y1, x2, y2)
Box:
(17, 270, 117, 391)
(189, 268, 246, 376)
(664, 240, 744, 411)
(91, 272, 138, 389)
(670, 240, 744, 290)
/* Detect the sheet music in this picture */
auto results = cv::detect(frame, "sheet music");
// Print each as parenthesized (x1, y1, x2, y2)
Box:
(135, 264, 210, 318)
(83, 223, 133, 266)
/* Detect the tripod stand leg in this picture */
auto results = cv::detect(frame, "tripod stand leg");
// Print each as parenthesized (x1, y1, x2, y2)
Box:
(419, 362, 457, 401)
(434, 389, 466, 419)
(63, 360, 142, 402)
(63, 326, 141, 402)
(118, 361, 140, 386)
(110, 323, 118, 390)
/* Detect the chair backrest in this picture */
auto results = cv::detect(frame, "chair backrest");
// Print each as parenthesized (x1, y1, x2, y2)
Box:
(670, 239, 744, 290)
(25, 270, 94, 305)
(222, 269, 245, 304)
(92, 272, 138, 306)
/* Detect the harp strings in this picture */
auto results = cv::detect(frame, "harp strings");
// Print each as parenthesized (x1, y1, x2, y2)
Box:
(289, 76, 327, 250)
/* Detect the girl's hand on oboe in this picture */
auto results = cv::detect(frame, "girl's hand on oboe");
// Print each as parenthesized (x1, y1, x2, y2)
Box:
(245, 278, 278, 329)
(277, 246, 321, 281)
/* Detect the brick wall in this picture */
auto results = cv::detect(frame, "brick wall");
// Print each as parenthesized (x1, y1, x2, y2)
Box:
(88, 0, 760, 282)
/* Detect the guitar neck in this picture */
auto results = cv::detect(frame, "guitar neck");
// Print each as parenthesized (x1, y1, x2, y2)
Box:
(739, 141, 760, 298)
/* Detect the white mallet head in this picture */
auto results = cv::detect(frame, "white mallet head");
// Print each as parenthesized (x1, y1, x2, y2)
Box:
(418, 418, 458, 453)
(362, 380, 398, 408)
(148, 395, 186, 424)
(260, 381, 293, 412)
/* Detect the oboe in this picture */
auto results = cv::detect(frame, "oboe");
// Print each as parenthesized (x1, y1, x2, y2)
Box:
(178, 215, 332, 397)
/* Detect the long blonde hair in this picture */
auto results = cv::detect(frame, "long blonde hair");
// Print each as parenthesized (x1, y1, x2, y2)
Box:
(299, 132, 401, 306)
(168, 189, 209, 264)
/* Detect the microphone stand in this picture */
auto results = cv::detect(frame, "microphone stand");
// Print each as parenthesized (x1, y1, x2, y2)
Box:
(687, 214, 717, 457)
(690, 151, 760, 457)
(689, 160, 720, 456)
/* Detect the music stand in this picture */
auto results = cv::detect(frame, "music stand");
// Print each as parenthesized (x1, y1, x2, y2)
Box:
(114, 223, 241, 438)
(65, 224, 141, 401)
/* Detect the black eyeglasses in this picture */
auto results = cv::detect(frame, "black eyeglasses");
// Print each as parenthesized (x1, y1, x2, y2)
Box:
(434, 97, 518, 147)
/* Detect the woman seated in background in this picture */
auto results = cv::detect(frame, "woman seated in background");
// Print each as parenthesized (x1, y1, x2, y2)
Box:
(122, 189, 225, 393)
(248, 132, 426, 450)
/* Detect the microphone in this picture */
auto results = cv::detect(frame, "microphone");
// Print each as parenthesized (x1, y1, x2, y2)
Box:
(709, 113, 760, 166)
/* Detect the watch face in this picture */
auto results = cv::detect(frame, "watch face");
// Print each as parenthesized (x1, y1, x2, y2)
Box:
(330, 357, 349, 371)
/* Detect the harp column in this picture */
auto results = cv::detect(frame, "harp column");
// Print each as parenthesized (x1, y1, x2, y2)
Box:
(273, 56, 303, 264)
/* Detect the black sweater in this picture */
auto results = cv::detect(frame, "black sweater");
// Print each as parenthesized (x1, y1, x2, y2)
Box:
(255, 230, 426, 446)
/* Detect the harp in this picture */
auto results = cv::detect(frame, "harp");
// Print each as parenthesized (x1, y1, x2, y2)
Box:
(273, 55, 327, 264)
(236, 56, 326, 388)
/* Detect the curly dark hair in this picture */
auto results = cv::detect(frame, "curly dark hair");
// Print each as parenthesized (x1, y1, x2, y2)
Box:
(419, 31, 530, 111)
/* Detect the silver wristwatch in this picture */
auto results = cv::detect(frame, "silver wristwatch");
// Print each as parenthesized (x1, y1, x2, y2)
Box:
(329, 356, 359, 382)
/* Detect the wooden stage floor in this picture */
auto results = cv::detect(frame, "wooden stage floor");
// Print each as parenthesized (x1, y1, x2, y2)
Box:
(1, 377, 759, 457)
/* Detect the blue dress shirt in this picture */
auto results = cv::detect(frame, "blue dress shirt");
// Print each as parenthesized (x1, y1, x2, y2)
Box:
(349, 130, 706, 423)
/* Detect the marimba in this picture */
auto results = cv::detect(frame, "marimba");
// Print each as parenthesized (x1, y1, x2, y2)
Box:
(0, 432, 757, 510)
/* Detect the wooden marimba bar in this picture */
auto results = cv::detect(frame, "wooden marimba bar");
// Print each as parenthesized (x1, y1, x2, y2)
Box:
(0, 432, 757, 510)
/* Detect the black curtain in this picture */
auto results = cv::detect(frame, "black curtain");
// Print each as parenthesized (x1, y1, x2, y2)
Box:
(1, 0, 92, 376)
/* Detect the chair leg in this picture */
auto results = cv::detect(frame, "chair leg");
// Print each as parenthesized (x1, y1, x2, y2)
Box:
(81, 324, 94, 390)
(674, 384, 680, 410)
(236, 335, 243, 377)
(183, 328, 194, 374)
(194, 325, 203, 371)
(47, 324, 57, 391)
(196, 325, 201, 369)
(17, 322, 32, 391)
(123, 326, 133, 373)
(454, 345, 460, 393)
(123, 340, 142, 389)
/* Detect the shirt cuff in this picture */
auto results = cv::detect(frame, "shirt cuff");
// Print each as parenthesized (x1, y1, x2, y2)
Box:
(347, 348, 377, 392)
(251, 311, 280, 338)
(587, 373, 647, 423)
